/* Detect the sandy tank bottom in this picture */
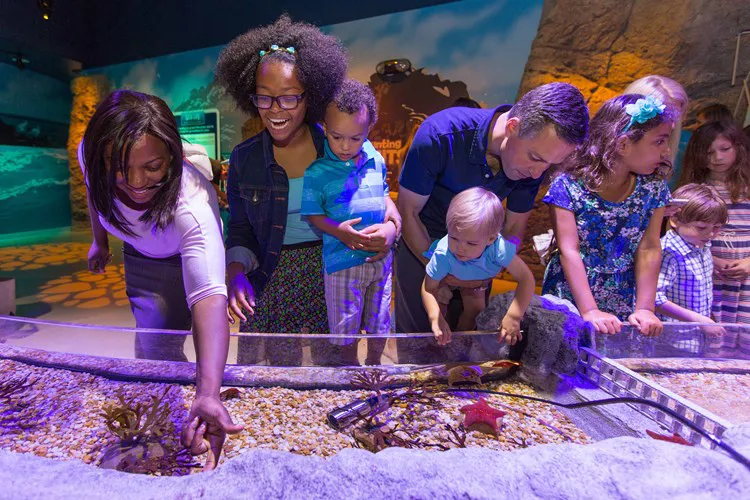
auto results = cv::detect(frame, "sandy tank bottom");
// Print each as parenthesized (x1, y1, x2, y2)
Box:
(639, 371, 750, 425)
(0, 359, 591, 475)
(614, 357, 750, 426)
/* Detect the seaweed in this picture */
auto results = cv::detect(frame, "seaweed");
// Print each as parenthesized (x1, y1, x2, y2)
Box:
(100, 387, 173, 444)
(0, 374, 36, 402)
(97, 387, 202, 476)
(444, 423, 468, 448)
(350, 370, 393, 397)
(351, 421, 437, 452)
(0, 375, 42, 431)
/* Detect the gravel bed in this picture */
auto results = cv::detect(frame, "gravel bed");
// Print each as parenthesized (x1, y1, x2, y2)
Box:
(639, 370, 750, 425)
(0, 359, 590, 475)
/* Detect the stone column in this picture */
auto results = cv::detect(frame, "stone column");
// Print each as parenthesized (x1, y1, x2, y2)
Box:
(516, 0, 750, 281)
(68, 75, 111, 228)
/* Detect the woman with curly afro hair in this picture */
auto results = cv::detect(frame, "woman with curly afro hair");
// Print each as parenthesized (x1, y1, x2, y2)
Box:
(217, 15, 399, 364)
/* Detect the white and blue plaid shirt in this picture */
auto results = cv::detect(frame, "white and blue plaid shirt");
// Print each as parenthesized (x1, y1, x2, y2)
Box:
(656, 230, 714, 320)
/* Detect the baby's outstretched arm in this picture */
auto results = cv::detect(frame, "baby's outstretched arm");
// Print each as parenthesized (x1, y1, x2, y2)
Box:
(499, 255, 535, 345)
(422, 276, 451, 345)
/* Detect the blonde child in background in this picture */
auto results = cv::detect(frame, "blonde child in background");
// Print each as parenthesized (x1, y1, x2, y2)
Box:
(623, 75, 688, 188)
(542, 94, 678, 336)
(421, 187, 535, 346)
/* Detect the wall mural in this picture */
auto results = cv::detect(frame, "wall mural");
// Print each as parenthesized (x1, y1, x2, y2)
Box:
(87, 0, 544, 178)
(0, 62, 73, 241)
(0, 114, 69, 148)
(0, 146, 70, 238)
(0, 63, 72, 125)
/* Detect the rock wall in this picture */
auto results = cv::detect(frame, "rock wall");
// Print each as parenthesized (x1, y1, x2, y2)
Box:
(517, 0, 750, 280)
(67, 76, 111, 227)
(2, 436, 748, 499)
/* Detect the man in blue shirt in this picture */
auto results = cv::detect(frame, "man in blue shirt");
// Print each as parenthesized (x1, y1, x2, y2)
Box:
(396, 82, 589, 336)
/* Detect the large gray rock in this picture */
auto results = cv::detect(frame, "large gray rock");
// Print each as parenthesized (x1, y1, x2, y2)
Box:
(518, 0, 750, 114)
(476, 293, 591, 381)
(2, 437, 748, 499)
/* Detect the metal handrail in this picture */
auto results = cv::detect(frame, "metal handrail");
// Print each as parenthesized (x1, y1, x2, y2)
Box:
(731, 29, 750, 119)
(731, 29, 750, 86)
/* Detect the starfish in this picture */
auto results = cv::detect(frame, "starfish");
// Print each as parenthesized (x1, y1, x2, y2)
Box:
(459, 398, 507, 436)
(645, 430, 692, 446)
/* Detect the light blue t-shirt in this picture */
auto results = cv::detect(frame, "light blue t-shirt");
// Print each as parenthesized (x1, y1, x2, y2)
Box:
(301, 139, 388, 273)
(284, 177, 321, 245)
(424, 235, 516, 281)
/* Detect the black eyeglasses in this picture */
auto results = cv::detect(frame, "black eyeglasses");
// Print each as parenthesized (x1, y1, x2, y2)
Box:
(250, 92, 305, 110)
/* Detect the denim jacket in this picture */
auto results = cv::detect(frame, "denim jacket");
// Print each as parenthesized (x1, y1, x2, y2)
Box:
(226, 124, 326, 297)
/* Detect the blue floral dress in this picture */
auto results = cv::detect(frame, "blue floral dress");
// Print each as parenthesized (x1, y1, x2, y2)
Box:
(541, 173, 671, 320)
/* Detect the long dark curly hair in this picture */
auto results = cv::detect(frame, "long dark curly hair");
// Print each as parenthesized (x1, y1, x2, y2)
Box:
(82, 90, 183, 237)
(215, 14, 348, 123)
(565, 94, 678, 192)
(679, 121, 750, 203)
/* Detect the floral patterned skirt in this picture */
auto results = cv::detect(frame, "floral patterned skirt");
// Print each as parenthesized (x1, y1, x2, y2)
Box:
(237, 242, 329, 366)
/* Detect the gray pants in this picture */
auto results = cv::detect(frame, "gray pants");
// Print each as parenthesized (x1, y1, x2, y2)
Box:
(123, 243, 189, 362)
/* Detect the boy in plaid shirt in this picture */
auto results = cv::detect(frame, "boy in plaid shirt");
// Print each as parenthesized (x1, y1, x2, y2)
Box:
(656, 184, 727, 323)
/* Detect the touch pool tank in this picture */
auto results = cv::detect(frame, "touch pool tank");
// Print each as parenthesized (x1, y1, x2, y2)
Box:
(0, 315, 749, 481)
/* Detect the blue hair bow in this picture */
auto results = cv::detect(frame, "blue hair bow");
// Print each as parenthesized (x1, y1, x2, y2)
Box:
(623, 95, 666, 132)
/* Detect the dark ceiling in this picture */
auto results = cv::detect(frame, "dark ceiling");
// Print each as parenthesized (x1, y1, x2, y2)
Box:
(0, 0, 458, 80)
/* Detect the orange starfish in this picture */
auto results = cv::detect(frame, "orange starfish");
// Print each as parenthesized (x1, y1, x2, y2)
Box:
(459, 398, 507, 436)
(645, 430, 692, 446)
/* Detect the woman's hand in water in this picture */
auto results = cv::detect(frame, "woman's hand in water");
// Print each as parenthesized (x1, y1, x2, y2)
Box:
(87, 240, 112, 274)
(227, 262, 255, 323)
(181, 395, 244, 471)
(582, 309, 622, 334)
(360, 220, 398, 262)
(628, 309, 663, 336)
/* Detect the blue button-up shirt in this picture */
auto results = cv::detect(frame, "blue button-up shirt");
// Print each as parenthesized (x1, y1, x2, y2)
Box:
(398, 105, 544, 239)
(301, 139, 388, 273)
(656, 229, 714, 320)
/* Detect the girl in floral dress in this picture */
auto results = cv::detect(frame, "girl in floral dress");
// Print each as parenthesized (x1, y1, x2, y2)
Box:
(542, 94, 678, 336)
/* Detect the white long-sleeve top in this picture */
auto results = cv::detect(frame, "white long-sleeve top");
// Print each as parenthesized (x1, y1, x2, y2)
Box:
(79, 141, 227, 308)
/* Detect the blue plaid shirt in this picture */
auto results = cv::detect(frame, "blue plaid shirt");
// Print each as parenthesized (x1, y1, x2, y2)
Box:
(301, 139, 388, 273)
(656, 230, 714, 320)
